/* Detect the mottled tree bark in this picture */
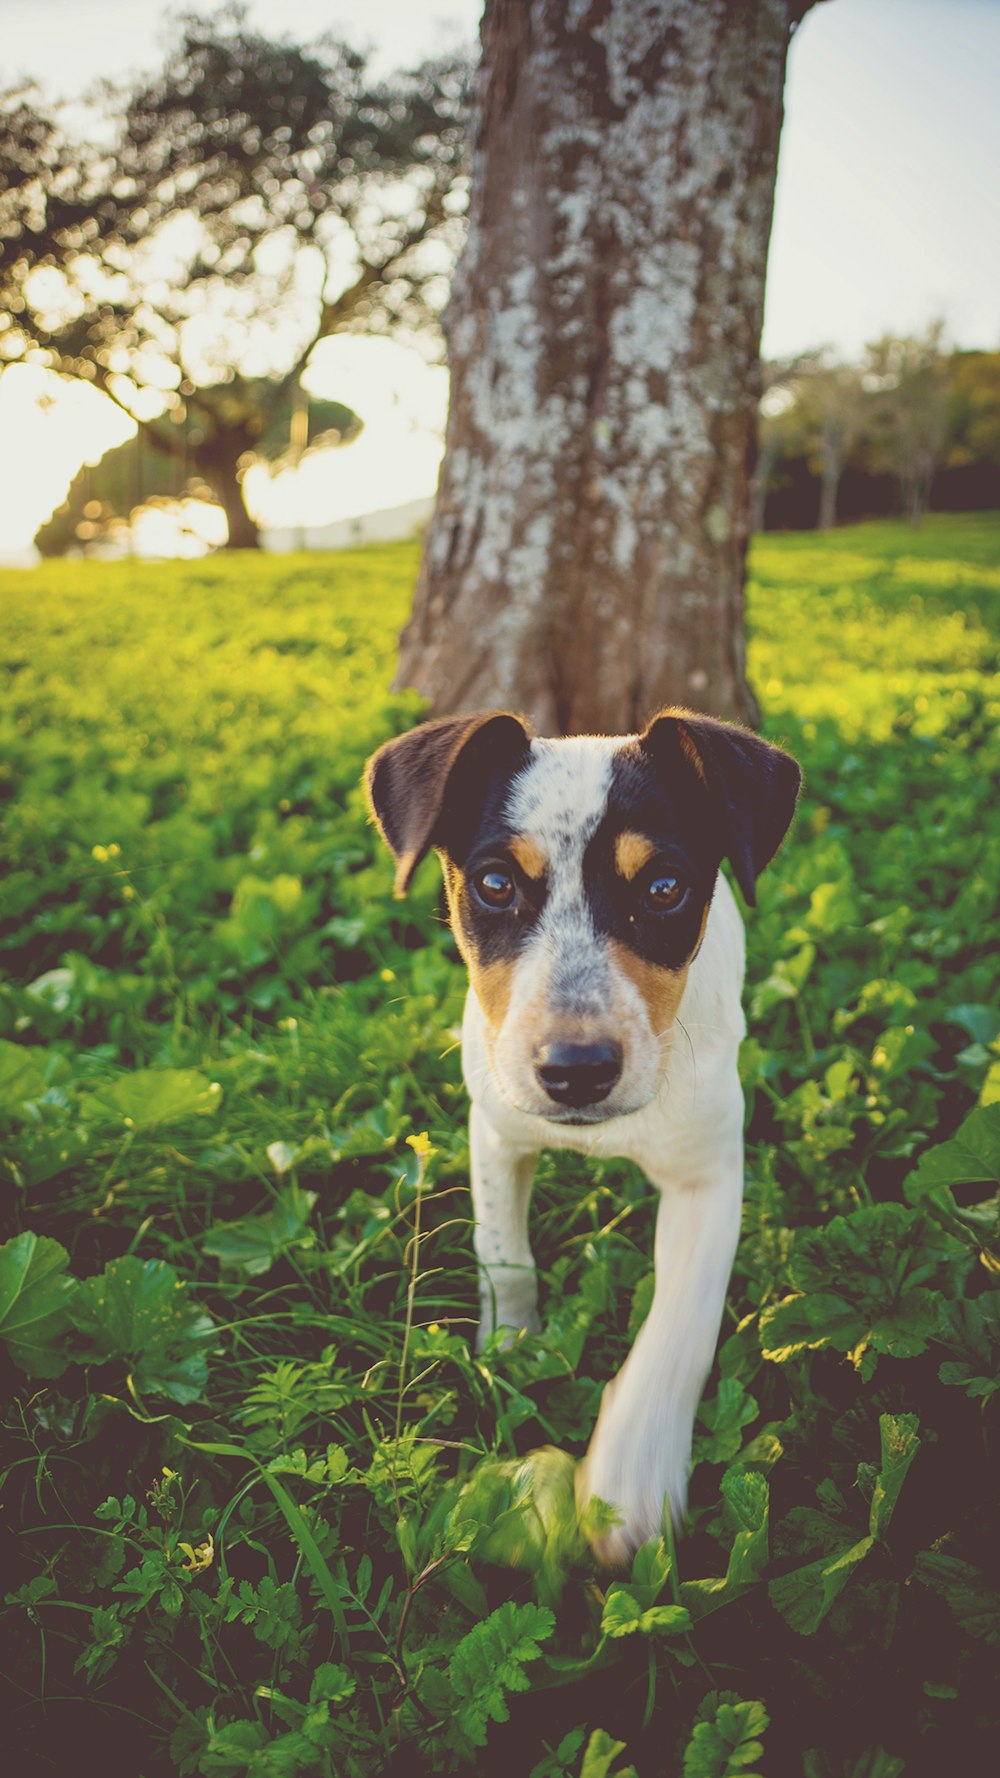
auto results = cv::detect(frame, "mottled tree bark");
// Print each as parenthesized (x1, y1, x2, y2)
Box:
(397, 0, 816, 734)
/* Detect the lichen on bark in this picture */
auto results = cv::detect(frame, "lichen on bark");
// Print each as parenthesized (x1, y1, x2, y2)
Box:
(397, 0, 812, 735)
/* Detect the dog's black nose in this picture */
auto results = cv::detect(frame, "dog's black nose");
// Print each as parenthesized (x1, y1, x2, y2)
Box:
(534, 1040, 623, 1109)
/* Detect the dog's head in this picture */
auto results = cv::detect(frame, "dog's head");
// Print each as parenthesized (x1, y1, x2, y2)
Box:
(365, 709, 800, 1124)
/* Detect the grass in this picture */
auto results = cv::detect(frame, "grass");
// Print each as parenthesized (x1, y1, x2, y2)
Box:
(1, 516, 999, 1776)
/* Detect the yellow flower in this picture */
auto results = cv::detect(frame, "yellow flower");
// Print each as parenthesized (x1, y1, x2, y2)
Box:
(406, 1131, 436, 1159)
(178, 1533, 215, 1574)
(91, 844, 109, 863)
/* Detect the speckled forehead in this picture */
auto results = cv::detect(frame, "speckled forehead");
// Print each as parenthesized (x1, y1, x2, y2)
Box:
(504, 736, 620, 852)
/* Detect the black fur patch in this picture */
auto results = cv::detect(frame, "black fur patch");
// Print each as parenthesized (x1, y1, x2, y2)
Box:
(579, 745, 722, 969)
(441, 758, 546, 970)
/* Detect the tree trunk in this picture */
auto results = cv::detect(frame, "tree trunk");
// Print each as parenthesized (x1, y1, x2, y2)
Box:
(196, 433, 261, 551)
(396, 0, 811, 735)
(818, 460, 841, 530)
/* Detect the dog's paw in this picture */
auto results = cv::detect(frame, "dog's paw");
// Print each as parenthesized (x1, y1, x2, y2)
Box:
(576, 1426, 686, 1567)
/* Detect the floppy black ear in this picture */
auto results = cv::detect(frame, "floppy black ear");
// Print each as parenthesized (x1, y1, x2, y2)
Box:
(638, 708, 802, 907)
(365, 711, 533, 896)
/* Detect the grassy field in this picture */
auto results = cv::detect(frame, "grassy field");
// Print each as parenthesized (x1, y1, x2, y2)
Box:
(1, 515, 999, 1776)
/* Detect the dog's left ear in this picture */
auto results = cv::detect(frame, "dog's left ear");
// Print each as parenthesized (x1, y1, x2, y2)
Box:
(365, 710, 533, 896)
(639, 708, 802, 907)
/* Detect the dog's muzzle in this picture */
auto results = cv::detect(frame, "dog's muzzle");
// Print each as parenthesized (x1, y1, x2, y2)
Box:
(533, 1039, 623, 1110)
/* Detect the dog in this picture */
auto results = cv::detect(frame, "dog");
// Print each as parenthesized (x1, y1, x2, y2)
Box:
(365, 707, 800, 1563)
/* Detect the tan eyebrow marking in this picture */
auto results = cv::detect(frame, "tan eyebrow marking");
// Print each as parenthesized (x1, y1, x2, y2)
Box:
(614, 831, 657, 880)
(509, 834, 547, 879)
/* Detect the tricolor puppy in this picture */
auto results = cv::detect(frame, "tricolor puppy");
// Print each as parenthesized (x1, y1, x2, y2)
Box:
(365, 708, 800, 1563)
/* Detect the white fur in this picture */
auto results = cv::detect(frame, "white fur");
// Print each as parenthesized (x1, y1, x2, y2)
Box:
(464, 791, 748, 1562)
(484, 736, 668, 1119)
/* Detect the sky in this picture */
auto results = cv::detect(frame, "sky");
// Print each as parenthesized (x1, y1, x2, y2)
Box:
(1, 0, 998, 559)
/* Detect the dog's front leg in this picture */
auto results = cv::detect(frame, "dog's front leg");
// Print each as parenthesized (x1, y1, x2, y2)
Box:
(577, 1113, 744, 1565)
(469, 1102, 540, 1351)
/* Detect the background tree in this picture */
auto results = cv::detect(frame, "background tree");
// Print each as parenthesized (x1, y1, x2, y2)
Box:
(750, 356, 811, 535)
(791, 352, 869, 530)
(865, 324, 951, 529)
(34, 393, 358, 556)
(0, 13, 468, 548)
(396, 0, 821, 735)
(944, 348, 1000, 504)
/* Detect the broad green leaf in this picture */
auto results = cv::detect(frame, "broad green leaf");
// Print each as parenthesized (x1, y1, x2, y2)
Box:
(69, 1256, 216, 1403)
(868, 1413, 920, 1540)
(695, 1377, 759, 1465)
(759, 1202, 959, 1378)
(82, 1068, 222, 1130)
(907, 1104, 1000, 1196)
(936, 1294, 1000, 1402)
(0, 1231, 77, 1376)
(769, 1535, 873, 1636)
(913, 1548, 1000, 1645)
(682, 1469, 769, 1621)
(946, 1004, 1000, 1046)
(0, 1040, 50, 1109)
(202, 1186, 318, 1276)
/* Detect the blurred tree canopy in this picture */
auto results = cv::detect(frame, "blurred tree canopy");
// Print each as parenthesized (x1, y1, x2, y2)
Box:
(34, 392, 357, 556)
(758, 331, 1000, 532)
(0, 8, 468, 548)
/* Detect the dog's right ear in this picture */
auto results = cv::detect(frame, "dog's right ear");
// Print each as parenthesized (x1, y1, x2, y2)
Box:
(365, 711, 533, 896)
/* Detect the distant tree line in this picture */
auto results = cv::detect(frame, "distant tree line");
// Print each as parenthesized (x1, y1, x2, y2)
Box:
(756, 326, 1000, 532)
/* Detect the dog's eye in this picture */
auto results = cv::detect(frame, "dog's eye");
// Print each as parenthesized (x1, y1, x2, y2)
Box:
(644, 873, 687, 913)
(473, 868, 516, 910)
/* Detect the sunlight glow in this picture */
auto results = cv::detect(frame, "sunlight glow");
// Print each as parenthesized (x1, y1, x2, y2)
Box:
(0, 338, 448, 562)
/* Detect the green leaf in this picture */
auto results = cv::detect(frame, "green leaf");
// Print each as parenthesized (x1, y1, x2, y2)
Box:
(448, 1600, 555, 1747)
(451, 1446, 582, 1605)
(695, 1377, 759, 1465)
(682, 1469, 770, 1622)
(309, 1662, 356, 1707)
(0, 1039, 52, 1110)
(682, 1691, 770, 1778)
(869, 1413, 920, 1540)
(579, 1728, 639, 1778)
(803, 1749, 905, 1778)
(202, 1185, 318, 1276)
(907, 1104, 1000, 1196)
(913, 1548, 1000, 1644)
(769, 1536, 873, 1636)
(759, 1202, 958, 1378)
(601, 1587, 690, 1639)
(0, 1231, 77, 1376)
(82, 1067, 222, 1130)
(528, 1726, 589, 1778)
(936, 1293, 1000, 1402)
(945, 1004, 1000, 1046)
(69, 1256, 216, 1402)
